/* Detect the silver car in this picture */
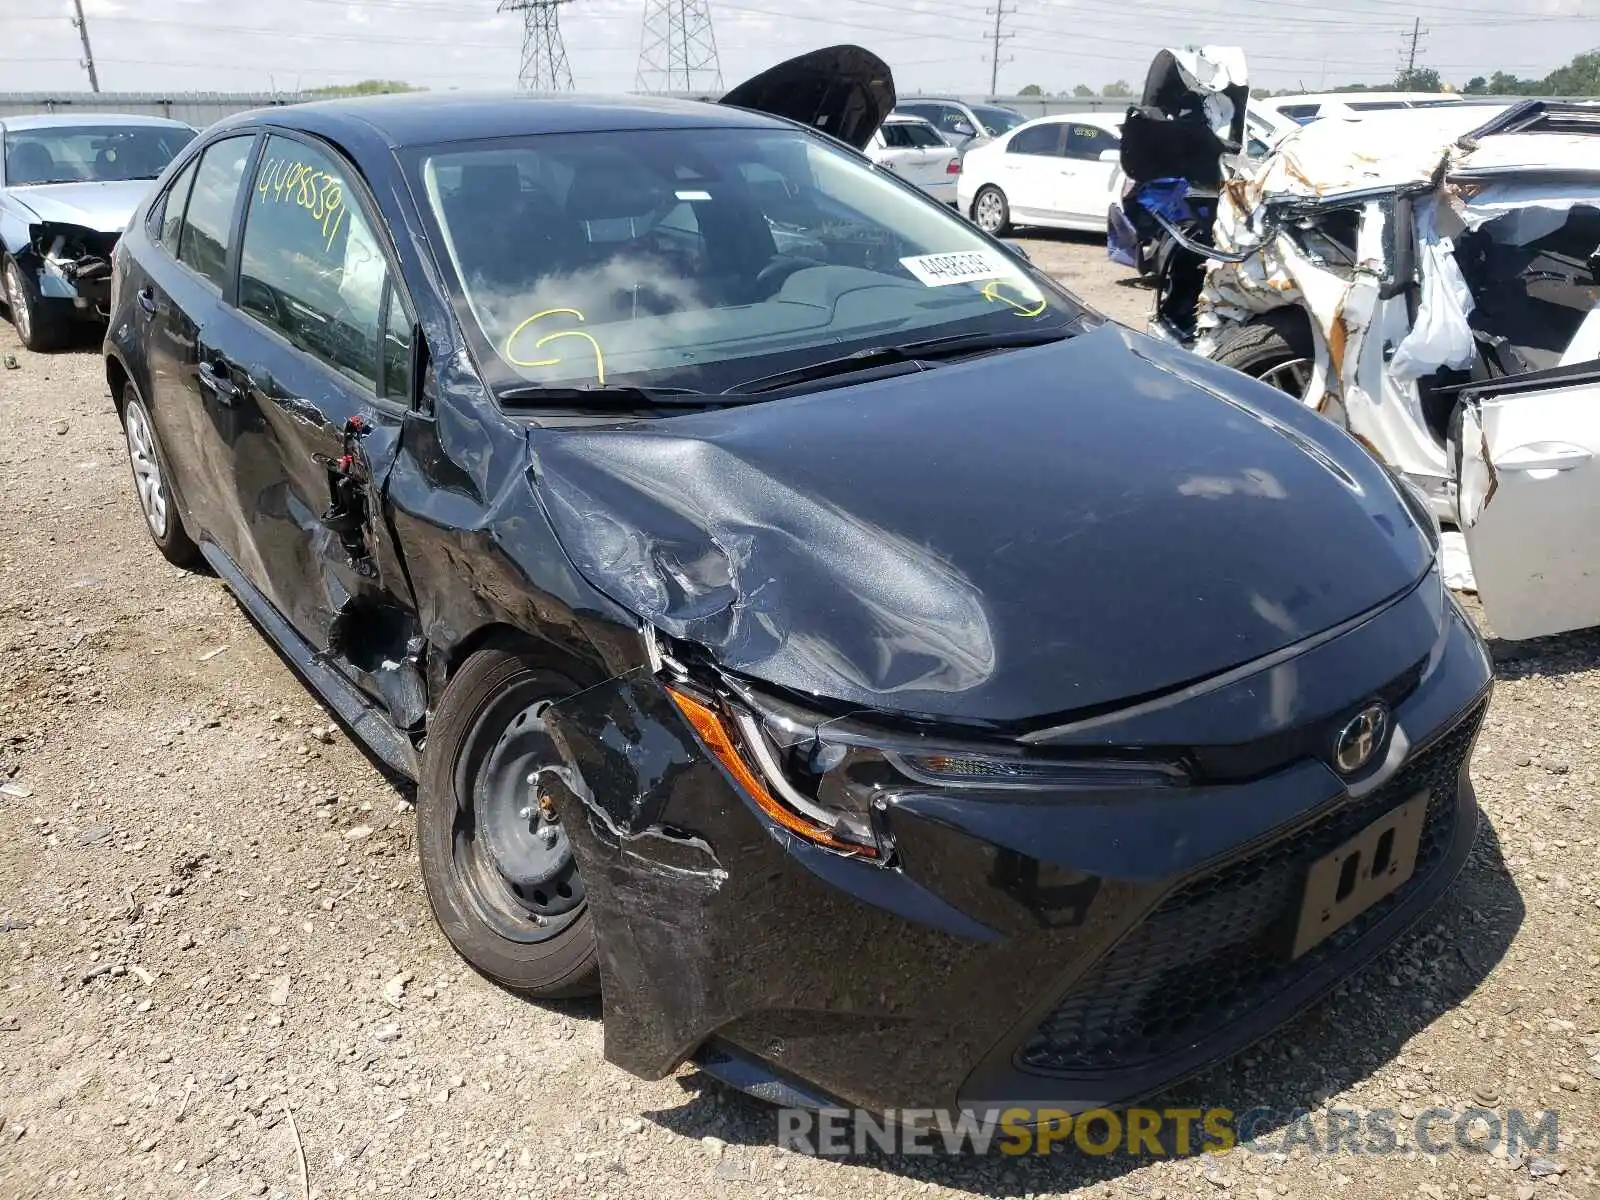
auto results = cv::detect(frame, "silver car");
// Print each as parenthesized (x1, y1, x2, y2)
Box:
(1, 113, 194, 350)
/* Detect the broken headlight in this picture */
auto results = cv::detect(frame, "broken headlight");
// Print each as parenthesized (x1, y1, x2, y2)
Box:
(664, 683, 1187, 862)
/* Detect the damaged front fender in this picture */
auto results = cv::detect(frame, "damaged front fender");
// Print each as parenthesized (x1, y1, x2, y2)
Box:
(22, 222, 118, 305)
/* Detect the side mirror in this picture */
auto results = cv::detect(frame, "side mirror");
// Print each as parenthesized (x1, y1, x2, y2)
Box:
(1098, 147, 1121, 163)
(951, 121, 976, 138)
(1003, 240, 1031, 262)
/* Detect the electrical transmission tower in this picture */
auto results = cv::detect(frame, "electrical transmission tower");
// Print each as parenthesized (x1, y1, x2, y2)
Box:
(499, 0, 574, 92)
(635, 0, 723, 94)
(71, 0, 100, 93)
(984, 0, 1015, 97)
(1399, 16, 1428, 78)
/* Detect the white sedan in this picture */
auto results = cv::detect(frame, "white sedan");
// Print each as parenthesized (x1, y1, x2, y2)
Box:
(956, 112, 1124, 235)
(865, 114, 962, 206)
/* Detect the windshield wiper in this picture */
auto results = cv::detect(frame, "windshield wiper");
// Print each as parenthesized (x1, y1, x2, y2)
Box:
(496, 383, 727, 408)
(728, 325, 1074, 396)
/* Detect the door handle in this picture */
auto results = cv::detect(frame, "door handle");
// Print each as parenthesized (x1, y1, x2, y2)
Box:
(197, 359, 242, 408)
(136, 287, 157, 315)
(1497, 442, 1592, 473)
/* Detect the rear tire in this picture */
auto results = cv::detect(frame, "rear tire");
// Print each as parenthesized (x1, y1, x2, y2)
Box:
(972, 186, 1011, 236)
(418, 645, 600, 998)
(119, 383, 200, 568)
(3, 254, 71, 352)
(1211, 313, 1317, 403)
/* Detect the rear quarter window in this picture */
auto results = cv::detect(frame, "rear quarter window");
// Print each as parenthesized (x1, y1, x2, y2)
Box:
(177, 135, 254, 289)
(152, 156, 200, 249)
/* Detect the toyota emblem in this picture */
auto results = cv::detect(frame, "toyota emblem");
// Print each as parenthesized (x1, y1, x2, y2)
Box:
(1333, 703, 1389, 775)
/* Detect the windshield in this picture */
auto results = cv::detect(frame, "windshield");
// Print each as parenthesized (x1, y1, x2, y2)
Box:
(3, 125, 193, 186)
(973, 107, 1026, 136)
(407, 126, 1079, 396)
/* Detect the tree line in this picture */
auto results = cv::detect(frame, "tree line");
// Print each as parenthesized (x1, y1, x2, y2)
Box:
(1017, 46, 1599, 100)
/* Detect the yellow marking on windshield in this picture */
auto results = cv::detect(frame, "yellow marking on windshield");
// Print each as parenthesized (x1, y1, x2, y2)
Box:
(505, 307, 586, 362)
(516, 330, 607, 385)
(981, 279, 1047, 318)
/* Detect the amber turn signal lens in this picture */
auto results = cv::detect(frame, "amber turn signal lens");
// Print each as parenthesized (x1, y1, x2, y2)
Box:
(664, 686, 878, 857)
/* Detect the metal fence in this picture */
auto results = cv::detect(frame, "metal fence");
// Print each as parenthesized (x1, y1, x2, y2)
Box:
(0, 92, 309, 126)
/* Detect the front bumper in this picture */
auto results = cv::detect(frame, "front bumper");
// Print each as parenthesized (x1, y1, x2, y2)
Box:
(549, 573, 1492, 1116)
(23, 230, 118, 319)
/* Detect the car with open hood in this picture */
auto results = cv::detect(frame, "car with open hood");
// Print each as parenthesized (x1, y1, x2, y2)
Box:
(1116, 49, 1600, 642)
(2, 113, 195, 350)
(104, 44, 1492, 1123)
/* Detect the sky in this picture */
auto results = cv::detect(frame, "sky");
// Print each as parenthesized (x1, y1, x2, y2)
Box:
(0, 0, 1593, 99)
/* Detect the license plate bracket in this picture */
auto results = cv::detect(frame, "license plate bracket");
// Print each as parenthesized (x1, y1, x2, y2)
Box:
(1291, 792, 1429, 960)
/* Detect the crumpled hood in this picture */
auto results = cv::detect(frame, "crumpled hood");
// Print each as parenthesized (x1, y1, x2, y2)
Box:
(529, 324, 1434, 725)
(7, 179, 149, 233)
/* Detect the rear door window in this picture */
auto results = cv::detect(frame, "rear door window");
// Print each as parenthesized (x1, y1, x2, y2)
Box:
(238, 134, 391, 391)
(177, 135, 254, 290)
(881, 124, 915, 149)
(904, 123, 946, 149)
(1276, 104, 1320, 124)
(1008, 123, 1064, 156)
(943, 107, 976, 135)
(1065, 124, 1120, 160)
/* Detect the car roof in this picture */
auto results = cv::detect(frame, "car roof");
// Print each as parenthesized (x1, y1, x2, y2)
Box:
(232, 91, 786, 148)
(0, 113, 195, 133)
(883, 113, 933, 124)
(1016, 111, 1123, 132)
(1260, 92, 1466, 109)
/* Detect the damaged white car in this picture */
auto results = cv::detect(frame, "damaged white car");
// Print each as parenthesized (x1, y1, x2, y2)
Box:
(1116, 52, 1600, 641)
(2, 114, 195, 350)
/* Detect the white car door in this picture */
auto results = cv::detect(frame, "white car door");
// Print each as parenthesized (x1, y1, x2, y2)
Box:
(1456, 367, 1600, 640)
(869, 125, 917, 180)
(896, 122, 957, 193)
(995, 122, 1066, 219)
(1059, 123, 1124, 222)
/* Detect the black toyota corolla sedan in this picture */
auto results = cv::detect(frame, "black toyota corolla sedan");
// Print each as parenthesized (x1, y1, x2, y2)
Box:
(104, 46, 1493, 1118)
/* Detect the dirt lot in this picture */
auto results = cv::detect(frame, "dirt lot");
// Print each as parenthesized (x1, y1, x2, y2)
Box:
(0, 234, 1596, 1200)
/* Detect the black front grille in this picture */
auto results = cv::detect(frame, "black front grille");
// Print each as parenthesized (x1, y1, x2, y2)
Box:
(1018, 701, 1486, 1076)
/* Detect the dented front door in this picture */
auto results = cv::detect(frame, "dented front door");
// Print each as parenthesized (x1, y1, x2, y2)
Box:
(1456, 371, 1600, 640)
(218, 131, 417, 673)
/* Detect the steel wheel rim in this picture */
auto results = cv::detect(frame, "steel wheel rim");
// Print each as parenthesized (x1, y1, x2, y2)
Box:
(1260, 357, 1312, 400)
(975, 191, 1005, 232)
(451, 685, 586, 945)
(123, 400, 169, 538)
(4, 262, 30, 344)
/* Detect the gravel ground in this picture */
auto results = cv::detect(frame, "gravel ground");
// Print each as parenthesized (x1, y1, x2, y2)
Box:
(0, 237, 1597, 1200)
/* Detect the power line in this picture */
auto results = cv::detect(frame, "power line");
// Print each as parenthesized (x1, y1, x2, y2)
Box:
(71, 0, 99, 93)
(985, 0, 1014, 95)
(1401, 15, 1427, 74)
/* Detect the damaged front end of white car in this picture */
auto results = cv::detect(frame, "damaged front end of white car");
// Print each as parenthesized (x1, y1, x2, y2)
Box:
(1117, 65, 1600, 641)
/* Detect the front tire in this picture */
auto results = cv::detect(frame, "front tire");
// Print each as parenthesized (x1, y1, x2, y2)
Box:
(418, 645, 600, 998)
(119, 383, 200, 567)
(3, 255, 71, 352)
(1211, 313, 1317, 403)
(972, 186, 1011, 236)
